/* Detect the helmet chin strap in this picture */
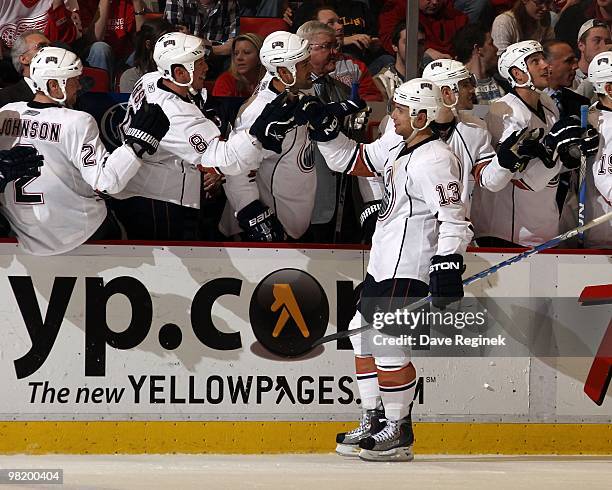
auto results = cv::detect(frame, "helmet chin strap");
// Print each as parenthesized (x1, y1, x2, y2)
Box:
(43, 79, 68, 105)
(513, 70, 535, 91)
(276, 67, 297, 88)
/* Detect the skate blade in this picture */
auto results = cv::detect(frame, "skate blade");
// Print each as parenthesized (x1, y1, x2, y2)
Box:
(358, 446, 414, 462)
(335, 443, 361, 457)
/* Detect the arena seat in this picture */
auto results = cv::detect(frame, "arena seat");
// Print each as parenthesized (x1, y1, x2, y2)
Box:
(82, 66, 110, 93)
(239, 17, 289, 38)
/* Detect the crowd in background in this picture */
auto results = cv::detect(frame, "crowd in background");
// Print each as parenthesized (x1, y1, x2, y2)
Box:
(0, 0, 611, 251)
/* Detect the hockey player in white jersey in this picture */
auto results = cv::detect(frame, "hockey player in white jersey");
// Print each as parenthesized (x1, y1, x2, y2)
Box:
(220, 31, 314, 241)
(583, 51, 612, 247)
(422, 59, 496, 217)
(295, 79, 473, 461)
(0, 47, 170, 255)
(471, 40, 563, 247)
(114, 32, 300, 240)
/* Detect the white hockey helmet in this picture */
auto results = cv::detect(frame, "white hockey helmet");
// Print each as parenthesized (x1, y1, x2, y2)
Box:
(260, 31, 310, 87)
(588, 51, 612, 95)
(154, 32, 206, 88)
(30, 46, 82, 105)
(422, 59, 474, 109)
(498, 40, 543, 90)
(393, 78, 443, 129)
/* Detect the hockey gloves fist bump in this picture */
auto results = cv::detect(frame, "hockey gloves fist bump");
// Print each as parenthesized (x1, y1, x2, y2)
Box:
(0, 146, 44, 192)
(124, 99, 171, 158)
(236, 200, 286, 242)
(429, 254, 465, 309)
(250, 92, 300, 154)
(294, 96, 341, 142)
(498, 128, 553, 172)
(544, 117, 600, 170)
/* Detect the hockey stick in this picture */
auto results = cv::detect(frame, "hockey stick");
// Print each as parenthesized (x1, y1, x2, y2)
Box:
(577, 104, 589, 246)
(312, 210, 612, 346)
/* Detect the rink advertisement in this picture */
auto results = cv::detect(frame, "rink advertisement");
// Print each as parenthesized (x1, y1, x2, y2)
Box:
(0, 243, 611, 423)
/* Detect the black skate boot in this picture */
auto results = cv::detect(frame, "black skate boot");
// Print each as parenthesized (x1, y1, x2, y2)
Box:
(335, 407, 385, 457)
(358, 415, 414, 462)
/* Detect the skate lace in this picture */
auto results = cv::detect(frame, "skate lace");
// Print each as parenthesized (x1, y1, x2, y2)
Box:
(372, 420, 399, 443)
(345, 411, 372, 436)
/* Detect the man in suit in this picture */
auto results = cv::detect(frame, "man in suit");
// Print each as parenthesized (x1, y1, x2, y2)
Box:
(0, 30, 50, 108)
(543, 40, 590, 117)
(542, 39, 591, 212)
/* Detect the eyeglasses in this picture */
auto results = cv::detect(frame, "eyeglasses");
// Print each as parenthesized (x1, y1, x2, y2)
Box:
(309, 42, 341, 52)
(22, 41, 50, 55)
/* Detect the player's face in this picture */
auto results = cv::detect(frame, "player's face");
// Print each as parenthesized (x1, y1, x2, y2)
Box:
(547, 43, 578, 89)
(232, 40, 260, 76)
(391, 102, 415, 138)
(525, 52, 550, 89)
(191, 57, 209, 90)
(293, 57, 314, 89)
(308, 33, 339, 76)
(64, 76, 81, 106)
(317, 9, 344, 42)
(456, 76, 476, 110)
(580, 27, 612, 63)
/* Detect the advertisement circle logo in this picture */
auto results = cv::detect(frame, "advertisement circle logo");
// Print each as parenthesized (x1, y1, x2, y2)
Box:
(249, 268, 329, 356)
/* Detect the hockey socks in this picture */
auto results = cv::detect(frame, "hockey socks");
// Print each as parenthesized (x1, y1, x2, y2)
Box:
(355, 356, 381, 410)
(377, 362, 417, 421)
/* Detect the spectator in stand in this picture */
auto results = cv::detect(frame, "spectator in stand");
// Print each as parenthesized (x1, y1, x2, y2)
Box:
(378, 0, 468, 63)
(575, 19, 612, 99)
(0, 30, 50, 107)
(164, 0, 239, 77)
(311, 4, 392, 76)
(492, 0, 555, 56)
(119, 18, 174, 93)
(373, 21, 426, 106)
(453, 0, 492, 23)
(555, 0, 612, 51)
(0, 0, 80, 49)
(453, 24, 505, 105)
(86, 0, 146, 77)
(212, 33, 265, 97)
(239, 0, 286, 17)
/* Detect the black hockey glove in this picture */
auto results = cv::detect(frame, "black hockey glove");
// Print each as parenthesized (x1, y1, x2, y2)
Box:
(543, 117, 586, 170)
(249, 92, 300, 154)
(325, 98, 368, 118)
(236, 200, 286, 242)
(497, 128, 551, 172)
(294, 96, 341, 142)
(360, 200, 380, 245)
(124, 99, 170, 158)
(581, 127, 600, 157)
(0, 146, 44, 192)
(429, 254, 465, 310)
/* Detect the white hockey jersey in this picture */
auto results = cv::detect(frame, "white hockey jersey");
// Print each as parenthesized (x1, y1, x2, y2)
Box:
(0, 101, 142, 255)
(222, 81, 316, 239)
(317, 125, 473, 283)
(587, 104, 612, 248)
(116, 71, 264, 208)
(472, 91, 561, 246)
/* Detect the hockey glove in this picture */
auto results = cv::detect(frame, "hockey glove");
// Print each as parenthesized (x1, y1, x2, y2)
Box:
(325, 98, 368, 118)
(581, 127, 600, 158)
(543, 117, 586, 169)
(0, 146, 44, 192)
(236, 200, 286, 242)
(249, 92, 300, 154)
(294, 96, 341, 142)
(429, 254, 465, 310)
(360, 200, 380, 244)
(124, 99, 170, 157)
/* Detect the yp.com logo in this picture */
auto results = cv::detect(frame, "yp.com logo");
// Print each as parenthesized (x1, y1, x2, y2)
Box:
(250, 269, 329, 356)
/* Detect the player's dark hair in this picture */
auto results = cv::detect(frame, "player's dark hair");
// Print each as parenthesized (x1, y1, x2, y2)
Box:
(452, 24, 488, 64)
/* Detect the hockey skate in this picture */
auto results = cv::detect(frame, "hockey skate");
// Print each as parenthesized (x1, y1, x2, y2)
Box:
(358, 416, 414, 462)
(335, 408, 385, 457)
